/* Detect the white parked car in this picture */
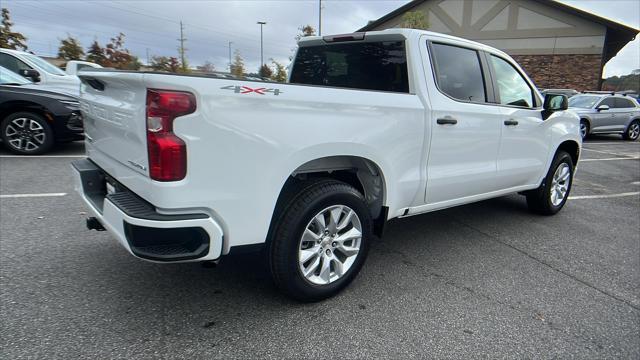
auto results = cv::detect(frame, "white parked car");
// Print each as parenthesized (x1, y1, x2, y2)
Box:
(0, 48, 80, 95)
(72, 29, 581, 301)
(64, 60, 102, 76)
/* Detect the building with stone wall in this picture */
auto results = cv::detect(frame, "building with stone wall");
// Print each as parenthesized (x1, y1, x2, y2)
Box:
(358, 0, 638, 91)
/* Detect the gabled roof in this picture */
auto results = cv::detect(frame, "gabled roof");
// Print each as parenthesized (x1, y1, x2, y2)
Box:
(358, 0, 639, 63)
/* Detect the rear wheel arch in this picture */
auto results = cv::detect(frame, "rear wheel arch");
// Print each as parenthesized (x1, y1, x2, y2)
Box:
(267, 156, 387, 242)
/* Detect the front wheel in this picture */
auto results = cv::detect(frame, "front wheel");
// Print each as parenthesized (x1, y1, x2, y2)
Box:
(268, 179, 372, 302)
(1, 112, 54, 155)
(579, 119, 589, 140)
(526, 151, 574, 215)
(623, 120, 640, 141)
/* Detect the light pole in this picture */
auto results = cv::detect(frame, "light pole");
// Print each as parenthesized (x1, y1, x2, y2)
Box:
(228, 41, 233, 72)
(318, 0, 322, 36)
(257, 21, 266, 68)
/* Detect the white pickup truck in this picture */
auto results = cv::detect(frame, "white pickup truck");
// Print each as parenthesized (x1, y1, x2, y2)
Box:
(72, 29, 581, 301)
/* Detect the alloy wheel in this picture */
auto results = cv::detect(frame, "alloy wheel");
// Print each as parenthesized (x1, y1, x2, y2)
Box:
(298, 205, 362, 285)
(550, 163, 571, 206)
(4, 117, 46, 152)
(628, 123, 640, 140)
(580, 121, 588, 139)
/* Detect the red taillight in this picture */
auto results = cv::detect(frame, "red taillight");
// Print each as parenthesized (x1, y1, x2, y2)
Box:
(146, 89, 196, 181)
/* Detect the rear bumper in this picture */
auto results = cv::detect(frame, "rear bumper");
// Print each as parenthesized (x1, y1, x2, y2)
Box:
(71, 159, 223, 262)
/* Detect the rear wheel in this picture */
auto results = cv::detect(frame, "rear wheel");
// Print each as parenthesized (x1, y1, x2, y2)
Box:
(1, 112, 54, 155)
(623, 120, 640, 141)
(526, 151, 574, 215)
(579, 119, 589, 140)
(268, 179, 372, 302)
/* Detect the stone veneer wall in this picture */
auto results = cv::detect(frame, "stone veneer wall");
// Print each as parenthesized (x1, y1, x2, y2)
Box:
(511, 54, 602, 91)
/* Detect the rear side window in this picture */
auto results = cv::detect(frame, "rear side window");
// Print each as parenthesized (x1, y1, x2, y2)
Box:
(615, 98, 636, 108)
(290, 41, 409, 93)
(429, 43, 486, 103)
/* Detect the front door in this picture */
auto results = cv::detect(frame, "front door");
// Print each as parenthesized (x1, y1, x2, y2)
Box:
(424, 41, 501, 204)
(487, 54, 551, 189)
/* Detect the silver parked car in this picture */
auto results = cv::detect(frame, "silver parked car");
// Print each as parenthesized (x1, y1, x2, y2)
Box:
(569, 93, 640, 141)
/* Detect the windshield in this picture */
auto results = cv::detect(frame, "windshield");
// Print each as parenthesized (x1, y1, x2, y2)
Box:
(0, 66, 32, 85)
(569, 95, 600, 109)
(23, 53, 66, 76)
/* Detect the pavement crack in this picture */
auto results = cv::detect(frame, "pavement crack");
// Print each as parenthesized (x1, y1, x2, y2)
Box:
(454, 219, 640, 312)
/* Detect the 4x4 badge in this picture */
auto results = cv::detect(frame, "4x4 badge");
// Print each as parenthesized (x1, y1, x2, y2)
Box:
(220, 85, 282, 96)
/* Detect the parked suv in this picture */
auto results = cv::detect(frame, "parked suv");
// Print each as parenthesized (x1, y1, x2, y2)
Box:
(569, 93, 640, 140)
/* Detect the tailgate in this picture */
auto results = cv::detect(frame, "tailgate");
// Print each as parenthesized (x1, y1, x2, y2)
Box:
(79, 71, 149, 176)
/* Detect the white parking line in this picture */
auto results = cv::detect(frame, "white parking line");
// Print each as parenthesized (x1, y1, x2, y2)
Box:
(0, 155, 85, 158)
(581, 157, 640, 162)
(581, 148, 639, 157)
(584, 142, 640, 146)
(0, 193, 67, 198)
(569, 192, 640, 200)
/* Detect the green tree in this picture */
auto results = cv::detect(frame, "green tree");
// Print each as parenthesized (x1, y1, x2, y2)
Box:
(125, 56, 142, 70)
(258, 64, 272, 78)
(230, 49, 245, 77)
(102, 33, 138, 70)
(150, 56, 180, 72)
(86, 40, 107, 65)
(270, 59, 287, 83)
(400, 11, 429, 30)
(295, 24, 316, 41)
(0, 8, 28, 50)
(58, 35, 84, 61)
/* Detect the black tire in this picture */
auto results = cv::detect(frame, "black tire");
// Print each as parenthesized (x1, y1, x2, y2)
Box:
(580, 119, 589, 141)
(268, 179, 372, 302)
(623, 119, 640, 141)
(1, 112, 54, 155)
(526, 151, 574, 215)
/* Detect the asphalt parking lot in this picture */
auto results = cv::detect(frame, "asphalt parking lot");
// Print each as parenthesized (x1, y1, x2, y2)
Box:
(1, 137, 638, 359)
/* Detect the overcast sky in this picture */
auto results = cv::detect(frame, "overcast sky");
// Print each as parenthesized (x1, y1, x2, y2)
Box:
(3, 0, 639, 77)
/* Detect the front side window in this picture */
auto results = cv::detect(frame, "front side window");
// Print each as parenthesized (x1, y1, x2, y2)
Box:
(0, 53, 32, 74)
(598, 97, 616, 108)
(0, 65, 32, 85)
(22, 53, 66, 76)
(430, 43, 486, 102)
(290, 41, 409, 93)
(490, 55, 534, 108)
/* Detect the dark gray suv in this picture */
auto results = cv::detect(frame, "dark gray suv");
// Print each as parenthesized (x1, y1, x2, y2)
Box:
(569, 94, 640, 141)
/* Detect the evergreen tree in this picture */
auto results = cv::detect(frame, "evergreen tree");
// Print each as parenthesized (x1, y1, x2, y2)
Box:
(230, 50, 245, 77)
(86, 40, 107, 65)
(0, 8, 28, 50)
(58, 35, 84, 61)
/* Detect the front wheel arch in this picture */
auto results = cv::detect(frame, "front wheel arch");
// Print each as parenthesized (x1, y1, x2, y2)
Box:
(556, 140, 580, 167)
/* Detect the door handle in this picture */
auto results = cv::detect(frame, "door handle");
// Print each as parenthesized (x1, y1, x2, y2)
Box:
(437, 118, 458, 125)
(504, 119, 519, 126)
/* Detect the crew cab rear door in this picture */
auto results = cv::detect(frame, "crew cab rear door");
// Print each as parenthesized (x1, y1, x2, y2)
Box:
(422, 40, 502, 204)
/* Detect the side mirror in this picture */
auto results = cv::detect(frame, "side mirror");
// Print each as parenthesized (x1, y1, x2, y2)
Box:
(596, 104, 610, 111)
(18, 69, 41, 83)
(542, 93, 568, 120)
